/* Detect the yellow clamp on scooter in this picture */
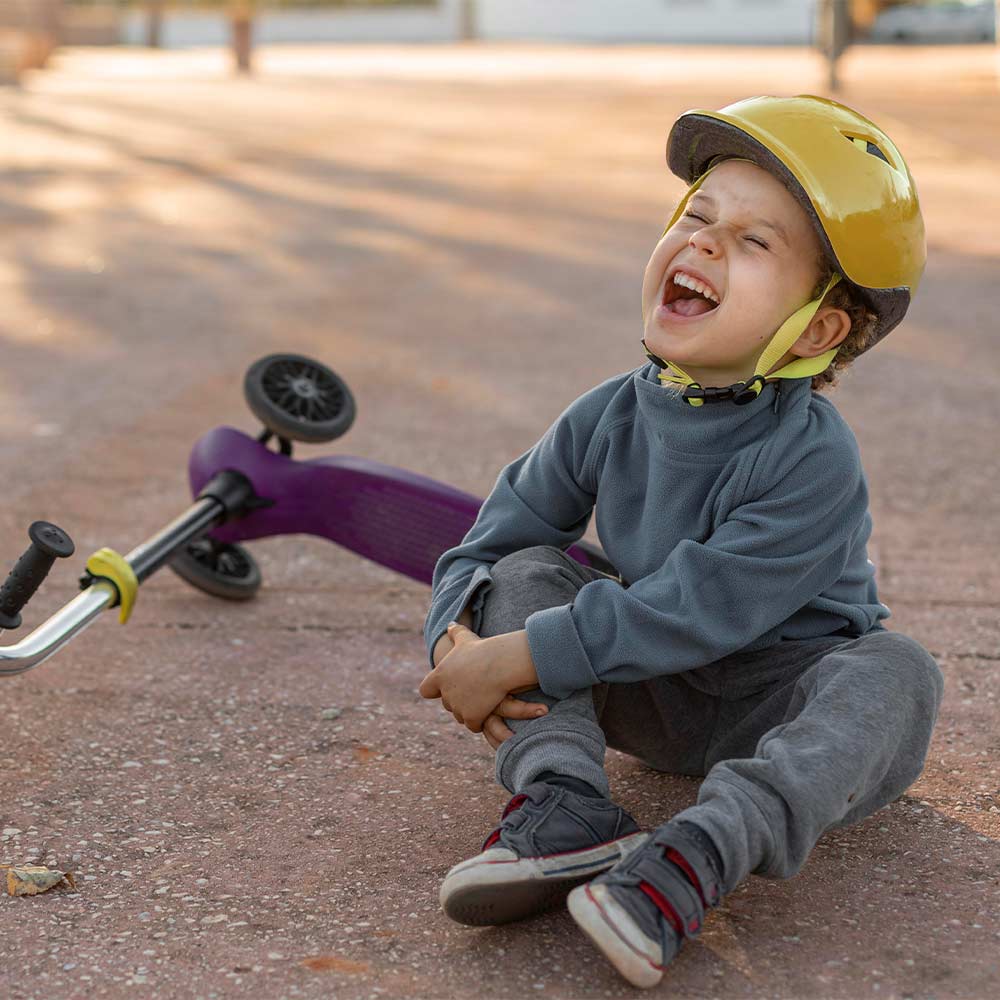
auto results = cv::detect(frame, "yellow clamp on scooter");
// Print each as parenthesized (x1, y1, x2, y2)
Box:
(85, 548, 139, 624)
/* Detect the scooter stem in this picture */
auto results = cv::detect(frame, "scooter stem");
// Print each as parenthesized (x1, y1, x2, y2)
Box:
(0, 496, 229, 676)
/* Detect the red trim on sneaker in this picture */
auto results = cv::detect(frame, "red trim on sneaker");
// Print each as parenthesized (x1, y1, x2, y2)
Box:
(586, 883, 669, 974)
(638, 882, 687, 937)
(480, 793, 530, 852)
(664, 846, 708, 909)
(503, 794, 529, 817)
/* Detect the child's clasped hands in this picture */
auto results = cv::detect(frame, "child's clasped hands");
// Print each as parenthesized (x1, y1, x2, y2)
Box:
(418, 622, 549, 743)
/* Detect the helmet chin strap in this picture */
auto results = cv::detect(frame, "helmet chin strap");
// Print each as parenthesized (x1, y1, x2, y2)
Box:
(645, 164, 842, 408)
(644, 273, 841, 407)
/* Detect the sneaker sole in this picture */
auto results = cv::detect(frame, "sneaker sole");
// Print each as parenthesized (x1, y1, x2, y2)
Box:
(567, 882, 664, 989)
(441, 831, 647, 926)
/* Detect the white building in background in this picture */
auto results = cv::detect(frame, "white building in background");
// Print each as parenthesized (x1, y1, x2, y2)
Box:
(479, 0, 816, 45)
(120, 0, 820, 48)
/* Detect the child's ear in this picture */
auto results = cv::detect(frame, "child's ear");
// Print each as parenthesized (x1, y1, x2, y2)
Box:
(793, 306, 852, 357)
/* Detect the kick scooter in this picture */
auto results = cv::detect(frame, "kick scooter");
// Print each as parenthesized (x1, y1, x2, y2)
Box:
(0, 354, 612, 677)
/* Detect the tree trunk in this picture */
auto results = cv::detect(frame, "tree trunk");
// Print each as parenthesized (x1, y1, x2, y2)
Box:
(816, 0, 852, 91)
(458, 0, 477, 42)
(146, 0, 165, 49)
(230, 3, 254, 76)
(12, 0, 62, 71)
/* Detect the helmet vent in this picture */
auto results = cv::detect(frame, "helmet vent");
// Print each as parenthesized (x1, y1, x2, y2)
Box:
(842, 132, 891, 165)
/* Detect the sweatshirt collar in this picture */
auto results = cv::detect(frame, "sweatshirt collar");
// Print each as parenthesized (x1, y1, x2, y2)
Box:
(633, 362, 808, 455)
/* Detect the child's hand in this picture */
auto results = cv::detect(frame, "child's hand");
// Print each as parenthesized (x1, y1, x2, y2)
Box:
(476, 697, 547, 751)
(418, 623, 542, 733)
(482, 711, 518, 750)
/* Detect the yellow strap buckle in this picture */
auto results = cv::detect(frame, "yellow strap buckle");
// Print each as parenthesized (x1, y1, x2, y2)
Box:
(85, 548, 139, 624)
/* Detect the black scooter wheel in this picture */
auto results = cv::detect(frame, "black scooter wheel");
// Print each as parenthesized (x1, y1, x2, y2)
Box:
(168, 539, 261, 601)
(244, 354, 356, 444)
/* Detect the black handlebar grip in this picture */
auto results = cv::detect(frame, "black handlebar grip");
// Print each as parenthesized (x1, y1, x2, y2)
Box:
(0, 521, 75, 631)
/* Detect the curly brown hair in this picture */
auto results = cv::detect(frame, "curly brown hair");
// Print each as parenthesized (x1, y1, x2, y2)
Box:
(809, 259, 880, 393)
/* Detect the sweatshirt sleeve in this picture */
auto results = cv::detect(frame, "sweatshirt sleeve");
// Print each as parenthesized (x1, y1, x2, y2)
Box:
(524, 434, 870, 699)
(422, 382, 615, 666)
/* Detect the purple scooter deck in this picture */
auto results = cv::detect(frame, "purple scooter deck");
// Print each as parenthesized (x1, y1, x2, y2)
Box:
(188, 427, 607, 586)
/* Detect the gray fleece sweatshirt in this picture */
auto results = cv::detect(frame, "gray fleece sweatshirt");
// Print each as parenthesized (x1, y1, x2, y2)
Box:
(423, 363, 889, 700)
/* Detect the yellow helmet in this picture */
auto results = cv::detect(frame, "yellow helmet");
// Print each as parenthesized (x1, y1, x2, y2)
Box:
(667, 94, 925, 346)
(647, 95, 926, 406)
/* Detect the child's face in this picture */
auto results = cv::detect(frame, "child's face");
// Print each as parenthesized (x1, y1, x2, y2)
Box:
(641, 159, 828, 389)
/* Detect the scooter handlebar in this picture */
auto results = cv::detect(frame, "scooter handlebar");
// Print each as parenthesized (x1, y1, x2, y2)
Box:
(0, 522, 75, 631)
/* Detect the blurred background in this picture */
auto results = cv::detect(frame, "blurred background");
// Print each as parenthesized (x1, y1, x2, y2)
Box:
(1, 2, 998, 78)
(1, 3, 998, 998)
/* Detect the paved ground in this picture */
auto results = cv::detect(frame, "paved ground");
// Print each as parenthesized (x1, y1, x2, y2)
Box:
(0, 42, 998, 1000)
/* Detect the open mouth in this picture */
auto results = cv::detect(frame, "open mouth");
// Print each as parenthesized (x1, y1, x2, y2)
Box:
(661, 269, 721, 319)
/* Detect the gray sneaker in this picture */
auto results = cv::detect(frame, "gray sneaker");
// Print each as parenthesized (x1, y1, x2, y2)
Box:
(440, 781, 647, 926)
(567, 821, 725, 989)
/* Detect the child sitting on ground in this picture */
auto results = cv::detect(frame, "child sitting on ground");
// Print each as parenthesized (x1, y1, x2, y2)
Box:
(419, 95, 942, 989)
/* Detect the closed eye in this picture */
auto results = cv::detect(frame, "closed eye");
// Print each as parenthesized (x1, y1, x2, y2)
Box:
(686, 209, 769, 250)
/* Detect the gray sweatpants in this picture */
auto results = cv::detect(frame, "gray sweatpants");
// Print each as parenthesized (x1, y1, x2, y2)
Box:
(466, 545, 944, 895)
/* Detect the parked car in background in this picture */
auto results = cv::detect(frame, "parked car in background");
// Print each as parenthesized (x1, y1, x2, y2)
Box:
(869, 1, 996, 43)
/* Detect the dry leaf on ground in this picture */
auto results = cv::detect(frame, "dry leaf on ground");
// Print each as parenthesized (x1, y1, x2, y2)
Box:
(1, 864, 76, 896)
